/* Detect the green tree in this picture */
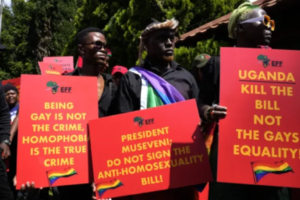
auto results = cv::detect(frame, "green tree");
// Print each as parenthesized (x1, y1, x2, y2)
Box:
(0, 1, 36, 80)
(63, 0, 245, 69)
(174, 38, 230, 70)
(0, 0, 78, 79)
(63, 0, 196, 67)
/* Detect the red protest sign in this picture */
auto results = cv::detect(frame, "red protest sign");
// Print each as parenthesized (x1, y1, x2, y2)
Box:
(16, 75, 98, 189)
(39, 62, 64, 75)
(2, 77, 21, 93)
(89, 100, 212, 199)
(219, 48, 300, 188)
(43, 56, 74, 72)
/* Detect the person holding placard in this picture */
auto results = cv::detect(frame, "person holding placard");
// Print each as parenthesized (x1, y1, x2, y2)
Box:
(65, 27, 117, 118)
(199, 2, 290, 200)
(110, 18, 200, 200)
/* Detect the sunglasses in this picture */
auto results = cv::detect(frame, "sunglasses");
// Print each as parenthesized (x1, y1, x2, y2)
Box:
(84, 41, 107, 49)
(240, 15, 275, 31)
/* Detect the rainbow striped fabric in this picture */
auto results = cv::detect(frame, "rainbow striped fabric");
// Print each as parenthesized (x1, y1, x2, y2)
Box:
(129, 67, 185, 109)
(252, 160, 293, 183)
(47, 167, 77, 185)
(96, 179, 123, 197)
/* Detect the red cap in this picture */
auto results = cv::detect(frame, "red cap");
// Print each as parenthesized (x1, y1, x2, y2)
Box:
(111, 66, 128, 75)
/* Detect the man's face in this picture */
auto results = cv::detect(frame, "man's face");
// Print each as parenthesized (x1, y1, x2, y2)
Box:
(240, 8, 272, 46)
(78, 32, 107, 67)
(5, 90, 18, 106)
(113, 72, 123, 86)
(145, 29, 175, 62)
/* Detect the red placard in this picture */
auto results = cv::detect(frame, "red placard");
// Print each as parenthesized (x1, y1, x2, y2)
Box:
(219, 48, 300, 188)
(2, 77, 21, 93)
(89, 100, 212, 199)
(43, 56, 74, 72)
(16, 75, 98, 189)
(39, 62, 64, 75)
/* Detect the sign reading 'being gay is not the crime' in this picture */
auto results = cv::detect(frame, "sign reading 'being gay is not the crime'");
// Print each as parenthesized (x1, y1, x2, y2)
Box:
(16, 75, 98, 189)
(89, 100, 212, 199)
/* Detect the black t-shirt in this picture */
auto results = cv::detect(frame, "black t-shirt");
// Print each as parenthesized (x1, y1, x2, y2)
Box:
(60, 68, 117, 199)
(64, 68, 117, 117)
(109, 61, 200, 115)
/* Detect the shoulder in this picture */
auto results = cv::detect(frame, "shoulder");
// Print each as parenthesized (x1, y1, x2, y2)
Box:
(122, 68, 142, 83)
(174, 62, 195, 80)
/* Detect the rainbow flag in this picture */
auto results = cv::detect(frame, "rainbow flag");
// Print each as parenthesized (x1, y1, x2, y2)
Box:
(96, 179, 123, 197)
(47, 167, 77, 185)
(129, 67, 185, 109)
(252, 160, 293, 183)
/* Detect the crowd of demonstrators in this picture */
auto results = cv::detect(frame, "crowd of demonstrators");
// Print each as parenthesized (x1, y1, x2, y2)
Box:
(0, 1, 294, 200)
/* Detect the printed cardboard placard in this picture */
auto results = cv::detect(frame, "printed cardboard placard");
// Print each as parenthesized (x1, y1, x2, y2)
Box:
(89, 100, 212, 199)
(39, 62, 64, 75)
(16, 75, 98, 189)
(43, 56, 74, 72)
(219, 48, 300, 188)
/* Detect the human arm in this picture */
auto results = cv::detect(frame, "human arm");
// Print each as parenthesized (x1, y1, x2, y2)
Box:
(198, 57, 227, 122)
(10, 112, 18, 142)
(108, 72, 141, 115)
(0, 81, 11, 158)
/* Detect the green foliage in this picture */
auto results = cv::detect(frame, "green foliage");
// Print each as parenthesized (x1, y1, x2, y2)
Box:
(174, 38, 230, 70)
(63, 0, 245, 69)
(0, 0, 246, 80)
(0, 0, 78, 79)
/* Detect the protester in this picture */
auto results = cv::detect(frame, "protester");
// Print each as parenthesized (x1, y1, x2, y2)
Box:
(3, 84, 19, 122)
(62, 27, 117, 200)
(110, 18, 200, 200)
(0, 81, 14, 200)
(17, 27, 117, 200)
(190, 53, 211, 85)
(198, 2, 289, 200)
(111, 66, 128, 86)
(3, 84, 20, 198)
(66, 27, 117, 117)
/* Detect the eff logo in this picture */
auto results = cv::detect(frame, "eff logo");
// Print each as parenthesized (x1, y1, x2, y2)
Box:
(46, 81, 72, 94)
(133, 116, 154, 127)
(257, 54, 283, 68)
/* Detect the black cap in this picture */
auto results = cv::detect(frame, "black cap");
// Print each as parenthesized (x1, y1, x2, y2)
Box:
(0, 44, 6, 51)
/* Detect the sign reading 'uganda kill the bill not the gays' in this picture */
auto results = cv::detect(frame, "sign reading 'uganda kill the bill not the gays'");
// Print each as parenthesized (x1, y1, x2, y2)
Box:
(89, 100, 212, 199)
(219, 48, 300, 188)
(16, 75, 98, 189)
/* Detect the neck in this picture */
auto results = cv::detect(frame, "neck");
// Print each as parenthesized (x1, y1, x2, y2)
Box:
(236, 39, 258, 48)
(80, 62, 100, 76)
(9, 102, 18, 110)
(147, 56, 170, 73)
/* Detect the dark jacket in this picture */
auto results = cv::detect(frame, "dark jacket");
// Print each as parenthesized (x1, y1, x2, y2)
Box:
(0, 81, 11, 142)
(64, 68, 117, 117)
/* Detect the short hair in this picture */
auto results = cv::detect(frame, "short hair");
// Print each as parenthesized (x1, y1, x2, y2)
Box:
(3, 84, 19, 94)
(228, 2, 260, 39)
(76, 27, 104, 45)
